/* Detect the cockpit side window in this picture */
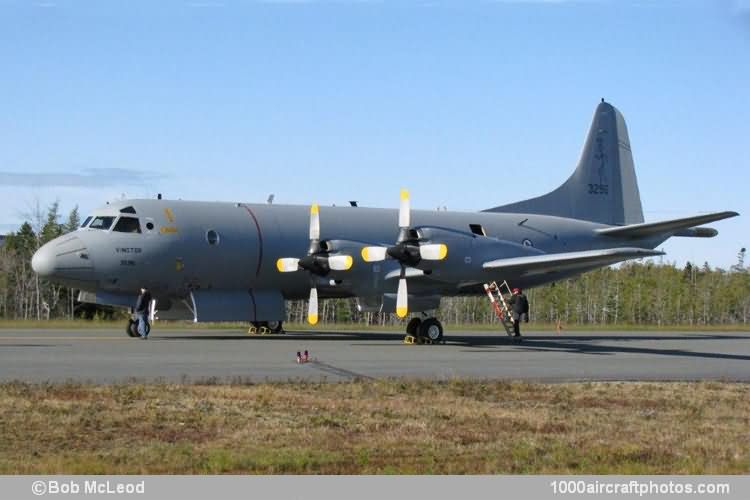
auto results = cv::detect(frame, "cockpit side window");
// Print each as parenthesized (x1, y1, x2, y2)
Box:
(81, 216, 93, 228)
(113, 216, 142, 233)
(89, 216, 116, 230)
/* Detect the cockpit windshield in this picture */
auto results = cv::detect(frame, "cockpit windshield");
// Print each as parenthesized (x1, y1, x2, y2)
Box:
(88, 216, 116, 230)
(81, 216, 93, 228)
(113, 216, 142, 233)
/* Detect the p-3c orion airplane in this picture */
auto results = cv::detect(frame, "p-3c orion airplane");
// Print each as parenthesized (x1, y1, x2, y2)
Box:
(31, 100, 738, 341)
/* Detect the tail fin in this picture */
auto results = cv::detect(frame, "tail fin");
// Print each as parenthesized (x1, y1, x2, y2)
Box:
(484, 100, 645, 226)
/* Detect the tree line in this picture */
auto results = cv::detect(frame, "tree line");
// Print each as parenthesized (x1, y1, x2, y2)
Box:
(1, 202, 748, 326)
(288, 250, 750, 327)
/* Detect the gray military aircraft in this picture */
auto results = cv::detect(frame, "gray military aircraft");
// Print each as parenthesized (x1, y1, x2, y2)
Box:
(31, 100, 738, 341)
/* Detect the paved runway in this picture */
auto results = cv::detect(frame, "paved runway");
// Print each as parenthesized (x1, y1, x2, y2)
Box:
(0, 328, 749, 383)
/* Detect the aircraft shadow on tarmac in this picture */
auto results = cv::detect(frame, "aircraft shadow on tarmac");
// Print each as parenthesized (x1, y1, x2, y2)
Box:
(0, 344, 61, 349)
(159, 331, 750, 362)
(452, 335, 750, 362)
(161, 332, 406, 342)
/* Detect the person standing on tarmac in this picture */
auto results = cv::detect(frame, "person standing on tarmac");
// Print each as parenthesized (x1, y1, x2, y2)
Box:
(134, 287, 152, 339)
(508, 287, 529, 337)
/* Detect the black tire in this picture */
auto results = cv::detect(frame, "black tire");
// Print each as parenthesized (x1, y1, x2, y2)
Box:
(126, 320, 138, 338)
(266, 320, 284, 334)
(128, 318, 150, 337)
(418, 318, 443, 343)
(406, 318, 422, 336)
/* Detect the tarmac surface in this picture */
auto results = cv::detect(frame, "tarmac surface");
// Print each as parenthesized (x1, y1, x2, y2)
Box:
(0, 327, 749, 383)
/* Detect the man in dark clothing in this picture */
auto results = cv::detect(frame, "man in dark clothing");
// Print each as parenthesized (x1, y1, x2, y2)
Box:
(134, 287, 152, 339)
(507, 287, 529, 337)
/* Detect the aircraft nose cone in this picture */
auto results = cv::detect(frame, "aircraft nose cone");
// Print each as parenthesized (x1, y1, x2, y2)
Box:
(31, 244, 56, 276)
(31, 235, 91, 280)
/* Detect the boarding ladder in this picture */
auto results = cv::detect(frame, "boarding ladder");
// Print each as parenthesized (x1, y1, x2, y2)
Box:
(483, 280, 515, 337)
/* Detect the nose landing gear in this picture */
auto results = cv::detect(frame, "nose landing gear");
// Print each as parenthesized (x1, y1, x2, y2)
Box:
(126, 319, 138, 337)
(126, 318, 150, 338)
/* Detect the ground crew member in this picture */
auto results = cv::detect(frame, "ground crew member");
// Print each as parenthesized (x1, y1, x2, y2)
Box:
(134, 287, 152, 339)
(508, 287, 529, 337)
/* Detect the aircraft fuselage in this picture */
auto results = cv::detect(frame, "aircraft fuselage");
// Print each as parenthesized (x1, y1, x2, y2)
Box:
(32, 198, 666, 308)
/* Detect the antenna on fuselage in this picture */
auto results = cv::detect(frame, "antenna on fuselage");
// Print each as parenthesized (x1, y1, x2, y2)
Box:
(267, 194, 274, 205)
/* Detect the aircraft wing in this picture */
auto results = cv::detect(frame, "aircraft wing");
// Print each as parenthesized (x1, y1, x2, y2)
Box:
(482, 247, 663, 276)
(594, 211, 738, 238)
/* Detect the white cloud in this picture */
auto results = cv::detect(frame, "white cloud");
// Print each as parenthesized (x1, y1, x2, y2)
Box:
(0, 168, 164, 189)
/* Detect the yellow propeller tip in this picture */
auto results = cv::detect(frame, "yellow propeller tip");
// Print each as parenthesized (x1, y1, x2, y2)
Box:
(400, 189, 409, 201)
(396, 307, 408, 318)
(308, 314, 318, 325)
(438, 244, 448, 260)
(276, 259, 285, 272)
(343, 255, 353, 270)
(310, 203, 319, 215)
(361, 247, 370, 262)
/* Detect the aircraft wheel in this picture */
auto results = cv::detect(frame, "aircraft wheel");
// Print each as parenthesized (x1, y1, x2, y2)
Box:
(267, 320, 284, 334)
(405, 318, 421, 336)
(248, 321, 265, 334)
(126, 319, 138, 338)
(127, 319, 149, 337)
(419, 318, 443, 343)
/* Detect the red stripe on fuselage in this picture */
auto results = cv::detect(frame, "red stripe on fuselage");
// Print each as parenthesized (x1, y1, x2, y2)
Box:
(240, 204, 263, 278)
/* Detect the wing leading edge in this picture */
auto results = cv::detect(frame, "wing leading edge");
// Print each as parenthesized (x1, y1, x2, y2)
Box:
(482, 247, 664, 277)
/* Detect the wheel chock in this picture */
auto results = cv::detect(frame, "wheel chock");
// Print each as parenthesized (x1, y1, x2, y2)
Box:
(296, 350, 311, 363)
(247, 326, 258, 335)
(259, 326, 271, 335)
(404, 335, 442, 345)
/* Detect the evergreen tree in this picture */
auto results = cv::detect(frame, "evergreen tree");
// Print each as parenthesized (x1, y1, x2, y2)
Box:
(64, 205, 81, 234)
(40, 201, 63, 244)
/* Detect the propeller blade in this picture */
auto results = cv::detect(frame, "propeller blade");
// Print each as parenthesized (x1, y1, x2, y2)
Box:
(309, 203, 320, 241)
(419, 243, 448, 261)
(361, 246, 388, 262)
(328, 254, 353, 271)
(276, 258, 300, 272)
(307, 287, 319, 325)
(396, 277, 408, 318)
(399, 189, 410, 228)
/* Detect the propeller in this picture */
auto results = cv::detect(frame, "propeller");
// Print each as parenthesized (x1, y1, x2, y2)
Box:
(361, 189, 448, 318)
(276, 204, 353, 325)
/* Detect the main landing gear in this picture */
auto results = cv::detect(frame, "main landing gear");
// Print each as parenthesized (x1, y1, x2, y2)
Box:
(403, 316, 444, 345)
(126, 318, 150, 338)
(248, 321, 285, 335)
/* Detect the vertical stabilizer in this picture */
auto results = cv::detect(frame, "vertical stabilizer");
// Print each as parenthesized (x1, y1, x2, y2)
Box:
(484, 101, 644, 226)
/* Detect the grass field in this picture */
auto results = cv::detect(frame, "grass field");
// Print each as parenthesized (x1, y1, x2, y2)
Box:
(1, 319, 748, 332)
(1, 380, 748, 474)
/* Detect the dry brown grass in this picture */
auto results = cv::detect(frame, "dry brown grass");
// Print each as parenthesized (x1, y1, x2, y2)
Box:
(0, 380, 748, 474)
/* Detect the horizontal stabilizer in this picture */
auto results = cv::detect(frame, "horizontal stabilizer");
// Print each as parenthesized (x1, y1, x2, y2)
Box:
(483, 247, 663, 276)
(595, 211, 738, 238)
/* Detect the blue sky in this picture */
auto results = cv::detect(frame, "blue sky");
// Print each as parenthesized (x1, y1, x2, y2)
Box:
(1, 0, 748, 268)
